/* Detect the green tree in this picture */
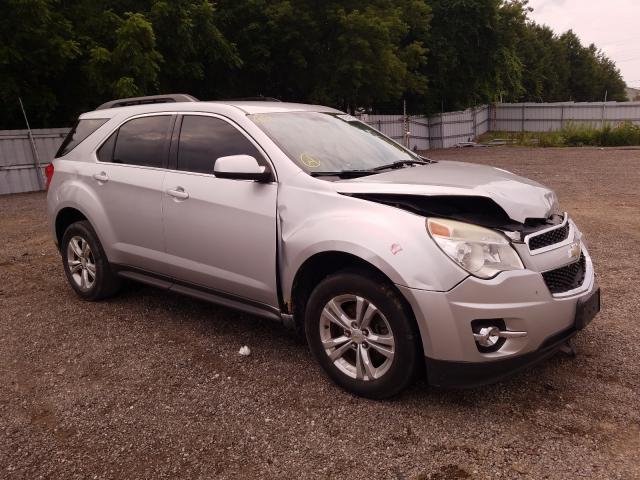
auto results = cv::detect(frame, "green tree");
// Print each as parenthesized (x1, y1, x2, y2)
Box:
(516, 24, 570, 102)
(422, 0, 515, 111)
(559, 31, 625, 102)
(0, 0, 630, 128)
(87, 11, 162, 98)
(149, 0, 241, 98)
(215, 0, 430, 110)
(0, 0, 79, 129)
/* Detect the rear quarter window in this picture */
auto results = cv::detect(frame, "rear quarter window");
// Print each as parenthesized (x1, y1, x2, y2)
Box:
(55, 119, 109, 158)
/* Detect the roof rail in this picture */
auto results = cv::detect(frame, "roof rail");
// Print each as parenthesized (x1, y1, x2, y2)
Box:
(226, 96, 283, 102)
(95, 94, 199, 110)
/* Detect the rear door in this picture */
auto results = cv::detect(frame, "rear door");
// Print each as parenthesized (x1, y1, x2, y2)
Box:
(161, 114, 279, 307)
(93, 114, 174, 273)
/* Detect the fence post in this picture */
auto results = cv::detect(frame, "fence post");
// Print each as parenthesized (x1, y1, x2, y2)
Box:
(403, 99, 410, 148)
(521, 103, 526, 132)
(472, 107, 477, 140)
(560, 104, 565, 129)
(491, 103, 497, 132)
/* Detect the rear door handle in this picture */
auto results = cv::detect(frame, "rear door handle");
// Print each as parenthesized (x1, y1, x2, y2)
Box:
(93, 172, 109, 182)
(166, 187, 189, 200)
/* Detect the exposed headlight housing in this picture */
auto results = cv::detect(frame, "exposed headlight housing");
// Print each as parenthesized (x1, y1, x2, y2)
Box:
(426, 218, 524, 279)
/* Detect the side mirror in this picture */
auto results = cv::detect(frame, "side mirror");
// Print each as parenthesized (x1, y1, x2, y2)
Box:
(213, 155, 273, 182)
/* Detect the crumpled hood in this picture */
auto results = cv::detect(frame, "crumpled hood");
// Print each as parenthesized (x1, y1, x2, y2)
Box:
(335, 160, 559, 223)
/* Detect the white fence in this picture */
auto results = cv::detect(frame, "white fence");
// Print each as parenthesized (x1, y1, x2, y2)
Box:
(0, 128, 69, 195)
(2, 101, 640, 195)
(491, 101, 640, 132)
(362, 101, 640, 150)
(360, 105, 490, 150)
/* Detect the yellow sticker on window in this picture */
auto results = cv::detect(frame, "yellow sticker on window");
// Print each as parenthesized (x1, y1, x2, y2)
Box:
(300, 153, 321, 168)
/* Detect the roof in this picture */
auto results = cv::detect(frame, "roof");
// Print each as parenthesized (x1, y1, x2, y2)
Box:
(81, 100, 341, 119)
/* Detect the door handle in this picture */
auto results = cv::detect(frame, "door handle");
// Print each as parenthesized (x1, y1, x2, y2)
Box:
(166, 187, 189, 200)
(93, 172, 109, 182)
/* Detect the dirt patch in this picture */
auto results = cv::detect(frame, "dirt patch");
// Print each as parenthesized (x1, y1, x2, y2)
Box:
(1, 147, 639, 479)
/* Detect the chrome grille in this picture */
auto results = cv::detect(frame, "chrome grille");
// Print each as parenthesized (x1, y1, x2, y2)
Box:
(528, 220, 570, 252)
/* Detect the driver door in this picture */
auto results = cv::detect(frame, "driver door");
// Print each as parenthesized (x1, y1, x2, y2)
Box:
(161, 114, 279, 307)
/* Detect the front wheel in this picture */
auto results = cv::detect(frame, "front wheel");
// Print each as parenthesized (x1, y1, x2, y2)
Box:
(305, 271, 420, 399)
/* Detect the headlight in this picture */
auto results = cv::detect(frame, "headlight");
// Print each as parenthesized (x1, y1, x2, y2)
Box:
(426, 218, 524, 279)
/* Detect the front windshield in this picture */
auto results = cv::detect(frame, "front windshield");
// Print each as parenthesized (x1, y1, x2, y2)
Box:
(249, 112, 421, 173)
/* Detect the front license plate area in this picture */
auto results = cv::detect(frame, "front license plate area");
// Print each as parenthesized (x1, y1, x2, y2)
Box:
(575, 288, 600, 330)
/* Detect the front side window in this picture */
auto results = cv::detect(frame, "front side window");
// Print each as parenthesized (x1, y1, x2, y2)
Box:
(177, 115, 263, 174)
(55, 118, 109, 158)
(99, 115, 172, 168)
(249, 112, 421, 174)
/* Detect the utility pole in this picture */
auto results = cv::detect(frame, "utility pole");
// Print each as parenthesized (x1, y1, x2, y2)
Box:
(19, 98, 45, 190)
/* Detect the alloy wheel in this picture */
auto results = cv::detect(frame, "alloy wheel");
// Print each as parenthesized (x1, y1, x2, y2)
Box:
(66, 235, 96, 290)
(319, 294, 395, 381)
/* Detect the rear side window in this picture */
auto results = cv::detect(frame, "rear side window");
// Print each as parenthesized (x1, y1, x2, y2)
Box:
(99, 115, 172, 168)
(55, 119, 108, 158)
(97, 132, 117, 163)
(177, 115, 263, 174)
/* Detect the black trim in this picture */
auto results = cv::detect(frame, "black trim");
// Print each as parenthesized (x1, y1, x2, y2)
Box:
(542, 253, 586, 294)
(113, 264, 282, 322)
(425, 326, 579, 388)
(163, 115, 177, 170)
(212, 168, 273, 182)
(168, 114, 183, 171)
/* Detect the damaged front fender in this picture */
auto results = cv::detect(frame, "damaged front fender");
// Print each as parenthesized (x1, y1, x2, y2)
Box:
(278, 186, 470, 304)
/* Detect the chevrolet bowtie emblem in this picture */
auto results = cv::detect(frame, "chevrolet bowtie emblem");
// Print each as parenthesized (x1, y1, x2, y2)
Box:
(568, 242, 581, 259)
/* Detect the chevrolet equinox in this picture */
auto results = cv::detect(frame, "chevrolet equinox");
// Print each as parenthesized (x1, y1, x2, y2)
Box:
(46, 94, 600, 398)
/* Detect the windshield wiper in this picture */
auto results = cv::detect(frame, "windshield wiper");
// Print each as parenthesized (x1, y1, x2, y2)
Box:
(371, 159, 431, 171)
(310, 158, 434, 179)
(310, 170, 378, 179)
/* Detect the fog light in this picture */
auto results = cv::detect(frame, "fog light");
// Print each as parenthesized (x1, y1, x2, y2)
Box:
(471, 319, 527, 353)
(474, 326, 501, 348)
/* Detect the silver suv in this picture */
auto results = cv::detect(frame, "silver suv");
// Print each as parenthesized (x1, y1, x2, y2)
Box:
(47, 94, 600, 398)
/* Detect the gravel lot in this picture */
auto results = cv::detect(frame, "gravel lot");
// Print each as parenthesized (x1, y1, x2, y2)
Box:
(1, 147, 639, 479)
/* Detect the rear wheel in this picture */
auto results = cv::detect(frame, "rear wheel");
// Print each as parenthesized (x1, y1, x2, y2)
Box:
(305, 270, 419, 399)
(61, 221, 120, 300)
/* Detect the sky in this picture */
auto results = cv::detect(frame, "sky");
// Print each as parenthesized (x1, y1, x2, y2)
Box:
(527, 0, 640, 89)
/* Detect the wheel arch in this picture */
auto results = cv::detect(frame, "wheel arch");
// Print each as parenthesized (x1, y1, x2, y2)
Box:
(55, 207, 90, 247)
(288, 251, 417, 334)
(50, 179, 115, 258)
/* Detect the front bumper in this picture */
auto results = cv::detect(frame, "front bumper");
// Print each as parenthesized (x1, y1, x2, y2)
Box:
(398, 244, 599, 387)
(424, 290, 599, 387)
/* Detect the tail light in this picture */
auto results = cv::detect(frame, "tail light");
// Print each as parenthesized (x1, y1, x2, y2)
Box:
(45, 163, 54, 189)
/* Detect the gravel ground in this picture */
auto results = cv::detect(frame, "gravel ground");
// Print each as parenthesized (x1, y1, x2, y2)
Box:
(1, 147, 639, 479)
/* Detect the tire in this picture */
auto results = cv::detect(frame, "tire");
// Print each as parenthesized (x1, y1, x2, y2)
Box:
(61, 220, 121, 301)
(305, 270, 420, 399)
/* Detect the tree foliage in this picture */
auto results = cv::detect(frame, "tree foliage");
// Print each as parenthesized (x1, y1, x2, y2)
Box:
(0, 0, 628, 128)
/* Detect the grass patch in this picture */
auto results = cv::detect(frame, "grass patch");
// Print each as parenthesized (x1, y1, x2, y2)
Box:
(480, 122, 640, 147)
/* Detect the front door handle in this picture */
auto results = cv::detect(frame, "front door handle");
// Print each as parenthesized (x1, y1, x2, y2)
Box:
(166, 187, 189, 200)
(93, 172, 109, 182)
